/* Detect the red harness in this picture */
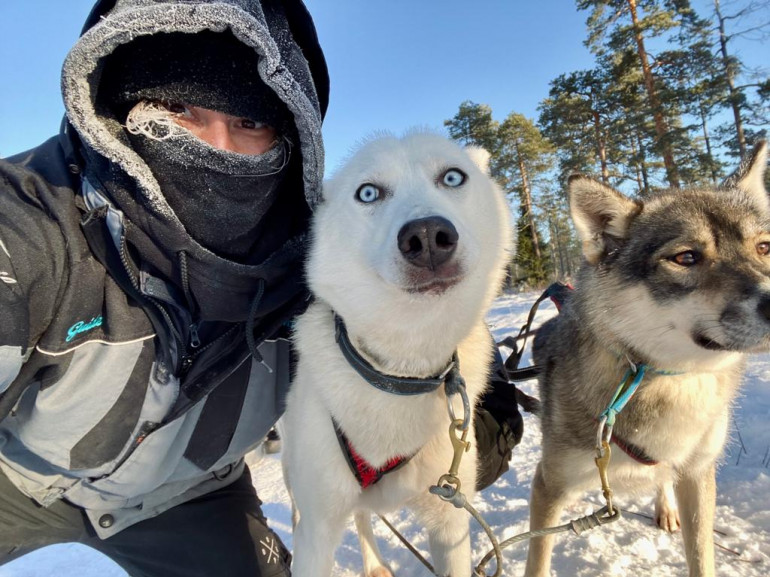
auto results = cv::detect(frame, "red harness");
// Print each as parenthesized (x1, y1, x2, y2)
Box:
(333, 421, 413, 489)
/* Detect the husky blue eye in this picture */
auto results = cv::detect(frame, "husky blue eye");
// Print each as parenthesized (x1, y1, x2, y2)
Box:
(356, 183, 381, 203)
(441, 168, 466, 188)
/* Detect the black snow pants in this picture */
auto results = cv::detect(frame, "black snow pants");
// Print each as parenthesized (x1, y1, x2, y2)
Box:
(0, 465, 291, 577)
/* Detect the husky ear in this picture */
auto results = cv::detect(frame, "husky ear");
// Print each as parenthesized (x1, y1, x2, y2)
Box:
(724, 140, 769, 211)
(569, 175, 642, 265)
(465, 146, 491, 174)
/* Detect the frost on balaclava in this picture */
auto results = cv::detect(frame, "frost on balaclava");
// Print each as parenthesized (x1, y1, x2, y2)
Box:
(100, 30, 294, 261)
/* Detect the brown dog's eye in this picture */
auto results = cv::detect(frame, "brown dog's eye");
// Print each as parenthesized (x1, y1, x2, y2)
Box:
(670, 251, 700, 266)
(758, 242, 770, 256)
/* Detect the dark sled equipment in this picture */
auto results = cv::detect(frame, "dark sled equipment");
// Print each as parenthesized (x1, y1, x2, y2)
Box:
(493, 282, 573, 416)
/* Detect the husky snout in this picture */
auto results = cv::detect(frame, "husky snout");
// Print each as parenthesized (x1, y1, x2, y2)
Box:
(397, 216, 458, 270)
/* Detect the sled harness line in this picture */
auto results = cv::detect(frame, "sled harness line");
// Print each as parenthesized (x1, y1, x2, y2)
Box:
(496, 282, 572, 384)
(419, 333, 620, 577)
(426, 417, 620, 577)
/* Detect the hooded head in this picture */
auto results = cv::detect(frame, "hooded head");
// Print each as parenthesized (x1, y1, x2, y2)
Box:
(61, 0, 329, 321)
(62, 0, 327, 259)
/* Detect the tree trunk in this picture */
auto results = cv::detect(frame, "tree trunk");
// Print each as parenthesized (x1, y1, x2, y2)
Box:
(592, 112, 610, 184)
(515, 144, 542, 261)
(714, 0, 747, 158)
(698, 99, 719, 183)
(635, 132, 651, 195)
(630, 135, 644, 193)
(627, 0, 681, 187)
(590, 84, 609, 183)
(550, 212, 566, 279)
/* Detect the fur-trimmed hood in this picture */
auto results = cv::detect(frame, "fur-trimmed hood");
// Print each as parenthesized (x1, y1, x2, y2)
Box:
(58, 0, 329, 323)
(63, 0, 327, 215)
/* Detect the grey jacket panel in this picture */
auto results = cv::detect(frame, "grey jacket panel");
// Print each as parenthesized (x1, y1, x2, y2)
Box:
(0, 346, 22, 395)
(0, 338, 289, 538)
(83, 460, 247, 538)
(11, 341, 147, 470)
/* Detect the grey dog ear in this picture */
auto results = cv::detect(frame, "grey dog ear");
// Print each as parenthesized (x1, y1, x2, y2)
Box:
(722, 140, 769, 211)
(568, 175, 642, 265)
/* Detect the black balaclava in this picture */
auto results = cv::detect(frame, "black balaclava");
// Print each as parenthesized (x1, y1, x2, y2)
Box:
(100, 30, 295, 261)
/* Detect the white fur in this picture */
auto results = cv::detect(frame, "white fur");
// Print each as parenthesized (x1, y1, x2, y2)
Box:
(282, 132, 512, 577)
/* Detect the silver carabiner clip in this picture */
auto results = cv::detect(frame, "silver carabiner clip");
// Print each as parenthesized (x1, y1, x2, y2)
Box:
(446, 385, 471, 431)
(595, 415, 613, 458)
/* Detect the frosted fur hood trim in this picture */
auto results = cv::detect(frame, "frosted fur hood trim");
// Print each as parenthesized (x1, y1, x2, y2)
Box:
(61, 0, 325, 223)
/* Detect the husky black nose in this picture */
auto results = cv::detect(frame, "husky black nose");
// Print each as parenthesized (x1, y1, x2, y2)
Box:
(397, 216, 459, 270)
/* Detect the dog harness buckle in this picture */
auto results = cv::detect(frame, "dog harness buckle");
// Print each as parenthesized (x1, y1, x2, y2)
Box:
(433, 418, 470, 499)
(594, 440, 615, 515)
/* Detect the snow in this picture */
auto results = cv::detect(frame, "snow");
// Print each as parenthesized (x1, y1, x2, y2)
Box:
(2, 291, 769, 576)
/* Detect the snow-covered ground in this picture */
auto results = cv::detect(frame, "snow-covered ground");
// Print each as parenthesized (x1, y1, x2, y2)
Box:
(2, 291, 769, 576)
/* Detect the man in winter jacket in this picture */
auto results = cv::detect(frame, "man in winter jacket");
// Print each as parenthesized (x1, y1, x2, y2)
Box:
(0, 1, 327, 575)
(0, 1, 525, 575)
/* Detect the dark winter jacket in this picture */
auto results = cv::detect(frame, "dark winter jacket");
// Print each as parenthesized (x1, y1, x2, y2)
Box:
(0, 0, 328, 538)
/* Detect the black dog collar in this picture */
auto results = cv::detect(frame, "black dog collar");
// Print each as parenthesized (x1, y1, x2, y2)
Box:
(334, 314, 455, 396)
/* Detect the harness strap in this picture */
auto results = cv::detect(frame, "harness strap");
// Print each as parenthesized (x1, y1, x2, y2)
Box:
(332, 419, 413, 489)
(611, 433, 658, 466)
(502, 282, 573, 374)
(600, 365, 648, 427)
(334, 314, 452, 395)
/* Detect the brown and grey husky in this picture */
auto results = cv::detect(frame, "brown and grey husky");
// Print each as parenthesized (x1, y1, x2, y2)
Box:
(525, 142, 769, 577)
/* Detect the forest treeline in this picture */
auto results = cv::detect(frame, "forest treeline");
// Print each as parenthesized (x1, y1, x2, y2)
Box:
(445, 0, 769, 288)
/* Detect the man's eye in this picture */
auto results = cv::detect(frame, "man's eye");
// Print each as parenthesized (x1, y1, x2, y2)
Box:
(239, 118, 271, 131)
(163, 101, 189, 115)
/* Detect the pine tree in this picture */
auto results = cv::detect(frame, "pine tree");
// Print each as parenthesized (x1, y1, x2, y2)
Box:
(445, 104, 555, 285)
(513, 205, 553, 287)
(538, 69, 613, 184)
(577, 0, 704, 188)
(710, 0, 770, 157)
(443, 101, 499, 152)
(496, 114, 555, 271)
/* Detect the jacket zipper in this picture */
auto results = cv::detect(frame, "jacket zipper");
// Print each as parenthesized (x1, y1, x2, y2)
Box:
(189, 323, 201, 348)
(118, 237, 189, 375)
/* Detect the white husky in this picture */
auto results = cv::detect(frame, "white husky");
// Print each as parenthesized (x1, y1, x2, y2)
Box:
(282, 132, 513, 577)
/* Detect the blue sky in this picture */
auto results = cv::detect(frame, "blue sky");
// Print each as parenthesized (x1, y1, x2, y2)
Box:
(0, 1, 764, 172)
(0, 1, 596, 170)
